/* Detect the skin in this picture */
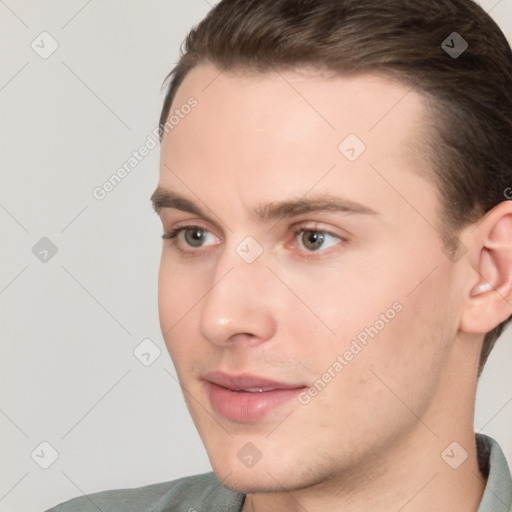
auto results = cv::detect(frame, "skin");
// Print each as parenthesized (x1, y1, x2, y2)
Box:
(153, 63, 512, 511)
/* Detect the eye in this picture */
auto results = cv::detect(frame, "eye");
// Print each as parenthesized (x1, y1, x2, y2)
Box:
(162, 226, 219, 249)
(293, 227, 343, 253)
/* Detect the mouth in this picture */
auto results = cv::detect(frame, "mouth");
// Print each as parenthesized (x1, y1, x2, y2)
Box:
(203, 371, 307, 422)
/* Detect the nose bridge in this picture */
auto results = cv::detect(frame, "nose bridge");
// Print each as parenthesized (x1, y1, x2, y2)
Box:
(199, 241, 276, 345)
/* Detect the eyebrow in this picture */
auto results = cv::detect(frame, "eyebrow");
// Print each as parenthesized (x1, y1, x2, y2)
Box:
(150, 187, 378, 221)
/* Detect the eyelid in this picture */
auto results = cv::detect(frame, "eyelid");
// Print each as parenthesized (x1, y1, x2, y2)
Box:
(290, 221, 348, 241)
(162, 217, 220, 235)
(159, 211, 225, 238)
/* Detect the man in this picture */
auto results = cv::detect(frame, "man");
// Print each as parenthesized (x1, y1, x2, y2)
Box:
(47, 0, 512, 510)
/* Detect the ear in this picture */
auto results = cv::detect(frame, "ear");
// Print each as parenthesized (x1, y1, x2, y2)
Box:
(460, 201, 512, 334)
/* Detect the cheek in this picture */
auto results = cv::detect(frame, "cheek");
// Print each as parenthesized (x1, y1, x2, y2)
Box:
(284, 241, 455, 380)
(157, 254, 204, 358)
(311, 238, 445, 340)
(275, 257, 396, 350)
(157, 255, 177, 335)
(296, 282, 455, 449)
(336, 266, 456, 413)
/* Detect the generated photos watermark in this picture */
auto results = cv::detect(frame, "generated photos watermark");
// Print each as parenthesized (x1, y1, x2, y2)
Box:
(298, 301, 403, 405)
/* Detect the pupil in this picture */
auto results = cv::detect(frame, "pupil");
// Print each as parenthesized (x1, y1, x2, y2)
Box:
(303, 231, 324, 250)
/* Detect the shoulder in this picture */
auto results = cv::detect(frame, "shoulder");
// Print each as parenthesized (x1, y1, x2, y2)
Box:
(45, 472, 245, 512)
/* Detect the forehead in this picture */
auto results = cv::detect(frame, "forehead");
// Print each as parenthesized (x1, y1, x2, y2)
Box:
(163, 63, 428, 166)
(159, 63, 435, 226)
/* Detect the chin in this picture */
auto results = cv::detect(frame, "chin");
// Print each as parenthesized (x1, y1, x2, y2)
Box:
(210, 454, 329, 495)
(214, 468, 292, 494)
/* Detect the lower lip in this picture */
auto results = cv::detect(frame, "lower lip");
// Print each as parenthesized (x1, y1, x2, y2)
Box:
(206, 382, 306, 422)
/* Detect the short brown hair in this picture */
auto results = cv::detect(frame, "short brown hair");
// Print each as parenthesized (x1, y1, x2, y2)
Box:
(159, 0, 512, 375)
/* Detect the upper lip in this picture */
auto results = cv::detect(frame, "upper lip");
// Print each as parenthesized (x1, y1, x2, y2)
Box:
(204, 371, 306, 391)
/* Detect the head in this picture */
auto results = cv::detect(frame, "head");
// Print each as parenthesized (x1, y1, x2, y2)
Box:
(152, 0, 512, 493)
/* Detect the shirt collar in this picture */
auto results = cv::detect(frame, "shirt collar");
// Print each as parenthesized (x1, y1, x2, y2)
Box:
(476, 433, 512, 512)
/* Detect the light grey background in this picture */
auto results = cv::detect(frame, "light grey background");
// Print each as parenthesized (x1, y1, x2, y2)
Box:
(0, 1, 511, 511)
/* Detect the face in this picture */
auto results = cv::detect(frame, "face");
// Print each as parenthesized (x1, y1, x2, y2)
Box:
(154, 64, 466, 493)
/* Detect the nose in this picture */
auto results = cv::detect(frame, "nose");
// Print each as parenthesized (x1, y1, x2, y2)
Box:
(199, 250, 277, 347)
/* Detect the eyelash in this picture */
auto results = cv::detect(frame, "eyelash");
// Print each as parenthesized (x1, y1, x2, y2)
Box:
(161, 224, 346, 258)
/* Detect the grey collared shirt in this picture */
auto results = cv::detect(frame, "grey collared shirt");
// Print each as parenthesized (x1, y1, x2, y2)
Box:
(46, 433, 511, 512)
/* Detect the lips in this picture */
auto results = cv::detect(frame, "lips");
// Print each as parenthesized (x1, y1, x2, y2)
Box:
(204, 371, 303, 392)
(204, 371, 306, 422)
